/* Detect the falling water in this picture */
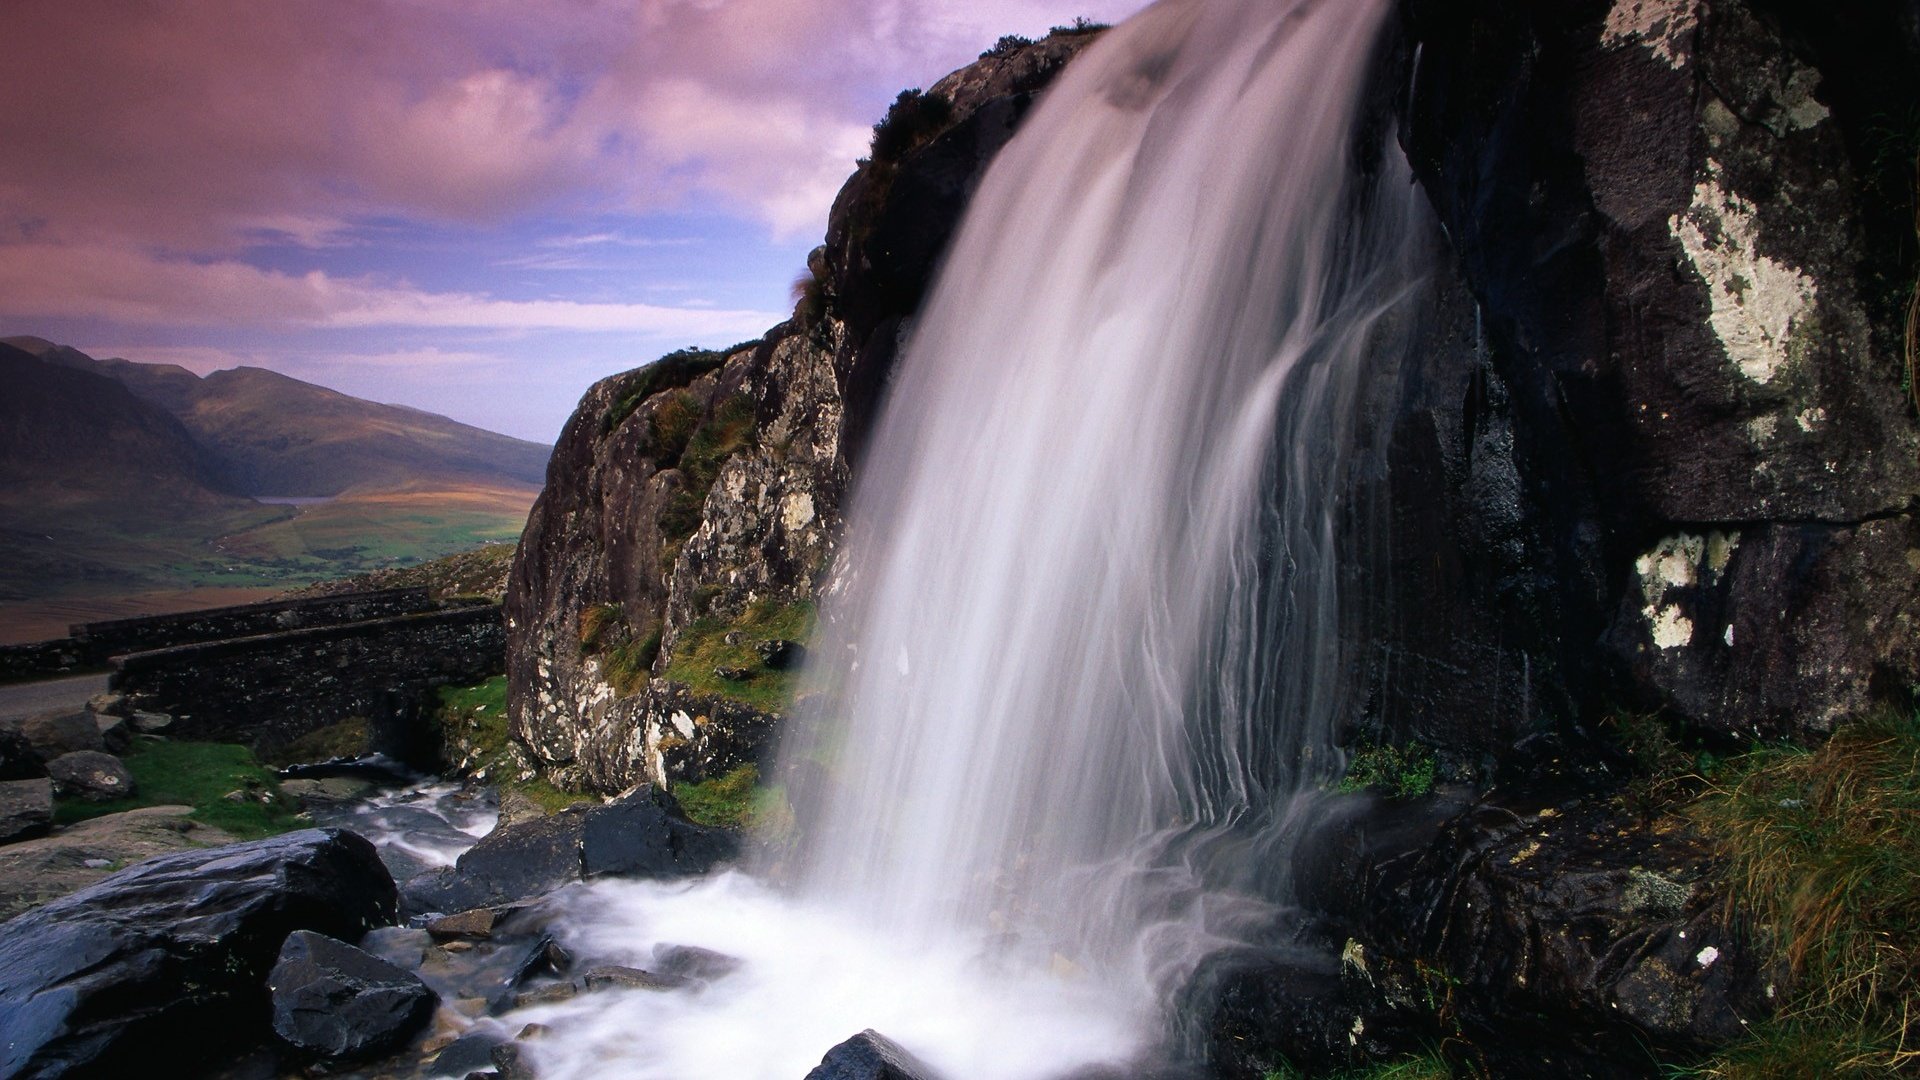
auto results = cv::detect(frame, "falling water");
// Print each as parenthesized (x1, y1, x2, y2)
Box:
(523, 0, 1432, 1074)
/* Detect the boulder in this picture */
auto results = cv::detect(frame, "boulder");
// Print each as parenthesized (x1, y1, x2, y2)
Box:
(91, 713, 131, 754)
(804, 1030, 946, 1080)
(45, 751, 135, 802)
(268, 930, 437, 1062)
(400, 786, 733, 914)
(0, 777, 53, 846)
(0, 828, 396, 1078)
(755, 638, 805, 669)
(12, 710, 103, 761)
(0, 729, 46, 781)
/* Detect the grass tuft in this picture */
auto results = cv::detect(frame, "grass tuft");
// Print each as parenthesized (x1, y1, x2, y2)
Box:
(671, 763, 792, 838)
(662, 599, 813, 712)
(1684, 708, 1920, 1076)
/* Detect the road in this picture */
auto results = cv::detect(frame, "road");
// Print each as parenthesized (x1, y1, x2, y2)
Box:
(0, 673, 110, 724)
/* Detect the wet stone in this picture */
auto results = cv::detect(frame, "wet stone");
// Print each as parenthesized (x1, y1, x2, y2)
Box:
(805, 1029, 947, 1080)
(45, 750, 135, 802)
(268, 929, 438, 1062)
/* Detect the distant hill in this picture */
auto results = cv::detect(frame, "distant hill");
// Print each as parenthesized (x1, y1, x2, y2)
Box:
(2, 337, 549, 496)
(0, 343, 242, 512)
(0, 337, 546, 643)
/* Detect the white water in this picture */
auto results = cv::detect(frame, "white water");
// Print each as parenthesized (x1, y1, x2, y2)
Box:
(526, 0, 1432, 1074)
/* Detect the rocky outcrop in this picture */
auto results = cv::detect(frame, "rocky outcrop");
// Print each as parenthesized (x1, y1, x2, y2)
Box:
(44, 750, 133, 802)
(1371, 0, 1920, 758)
(0, 804, 237, 920)
(505, 29, 1105, 793)
(0, 777, 52, 846)
(0, 828, 395, 1078)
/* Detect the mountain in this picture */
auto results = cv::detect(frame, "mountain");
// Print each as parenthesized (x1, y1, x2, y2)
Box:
(2, 337, 549, 496)
(0, 338, 546, 642)
(0, 343, 241, 512)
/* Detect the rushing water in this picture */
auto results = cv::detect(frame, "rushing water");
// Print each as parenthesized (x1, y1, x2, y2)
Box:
(522, 0, 1434, 1073)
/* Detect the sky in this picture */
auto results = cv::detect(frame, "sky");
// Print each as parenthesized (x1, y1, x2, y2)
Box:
(0, 0, 1147, 443)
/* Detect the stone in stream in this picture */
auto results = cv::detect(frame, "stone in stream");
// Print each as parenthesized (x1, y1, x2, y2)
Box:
(427, 906, 506, 941)
(400, 785, 734, 915)
(0, 828, 396, 1078)
(804, 1030, 947, 1080)
(268, 930, 438, 1062)
(0, 777, 53, 845)
(44, 750, 135, 802)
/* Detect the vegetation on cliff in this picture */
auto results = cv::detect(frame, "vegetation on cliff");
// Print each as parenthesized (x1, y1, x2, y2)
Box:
(436, 676, 589, 813)
(663, 599, 814, 712)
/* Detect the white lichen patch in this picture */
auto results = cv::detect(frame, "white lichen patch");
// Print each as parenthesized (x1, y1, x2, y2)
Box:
(1633, 532, 1733, 651)
(1602, 0, 1699, 68)
(1746, 414, 1777, 443)
(781, 491, 816, 534)
(1670, 163, 1818, 385)
(1796, 406, 1826, 432)
(1695, 945, 1721, 969)
(1776, 66, 1829, 132)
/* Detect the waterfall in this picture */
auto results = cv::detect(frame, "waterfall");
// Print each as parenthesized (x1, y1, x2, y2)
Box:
(784, 0, 1429, 998)
(531, 0, 1434, 1074)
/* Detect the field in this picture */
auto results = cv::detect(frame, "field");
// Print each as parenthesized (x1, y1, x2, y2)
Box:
(0, 482, 537, 643)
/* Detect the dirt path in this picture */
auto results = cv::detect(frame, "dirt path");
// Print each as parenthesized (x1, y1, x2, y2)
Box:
(0, 672, 110, 723)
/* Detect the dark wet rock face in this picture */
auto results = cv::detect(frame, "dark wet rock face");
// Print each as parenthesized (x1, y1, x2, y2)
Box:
(805, 1029, 946, 1080)
(400, 786, 733, 914)
(1383, 0, 1920, 752)
(0, 828, 395, 1079)
(268, 929, 437, 1062)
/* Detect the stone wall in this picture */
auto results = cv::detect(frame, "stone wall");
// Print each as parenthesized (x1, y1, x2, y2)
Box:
(0, 588, 440, 680)
(112, 604, 504, 755)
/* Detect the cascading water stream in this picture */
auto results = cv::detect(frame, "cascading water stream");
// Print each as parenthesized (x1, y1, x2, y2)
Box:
(522, 0, 1434, 1075)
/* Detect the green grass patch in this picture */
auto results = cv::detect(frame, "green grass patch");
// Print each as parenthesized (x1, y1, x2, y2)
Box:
(662, 599, 814, 712)
(53, 739, 303, 839)
(1336, 739, 1437, 799)
(1679, 708, 1920, 1076)
(435, 676, 591, 813)
(671, 763, 792, 837)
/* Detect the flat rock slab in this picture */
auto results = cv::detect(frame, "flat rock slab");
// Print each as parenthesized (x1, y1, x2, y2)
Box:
(0, 828, 396, 1078)
(0, 777, 53, 846)
(805, 1030, 946, 1080)
(400, 786, 734, 915)
(45, 750, 135, 802)
(0, 805, 235, 920)
(269, 929, 437, 1062)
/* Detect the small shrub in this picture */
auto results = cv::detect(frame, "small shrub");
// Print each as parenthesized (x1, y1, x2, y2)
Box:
(1337, 739, 1437, 799)
(680, 394, 757, 491)
(600, 342, 758, 437)
(792, 269, 828, 328)
(981, 33, 1033, 59)
(648, 390, 703, 463)
(870, 89, 953, 162)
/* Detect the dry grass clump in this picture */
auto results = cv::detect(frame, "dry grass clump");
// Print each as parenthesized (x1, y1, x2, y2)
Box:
(1688, 708, 1920, 1076)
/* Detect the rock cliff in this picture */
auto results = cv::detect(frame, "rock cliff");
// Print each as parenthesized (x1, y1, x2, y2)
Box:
(505, 29, 1105, 793)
